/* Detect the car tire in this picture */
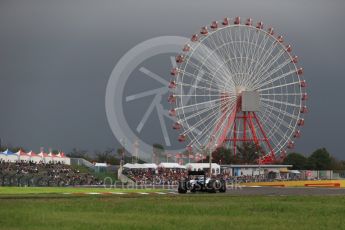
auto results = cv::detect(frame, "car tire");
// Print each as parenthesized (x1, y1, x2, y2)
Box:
(178, 181, 187, 194)
(219, 180, 227, 193)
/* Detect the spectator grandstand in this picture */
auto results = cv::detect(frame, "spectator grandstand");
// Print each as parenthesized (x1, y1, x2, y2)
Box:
(121, 163, 187, 185)
(0, 160, 102, 186)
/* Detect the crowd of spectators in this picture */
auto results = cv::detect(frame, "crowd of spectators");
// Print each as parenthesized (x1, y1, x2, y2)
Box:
(122, 167, 187, 185)
(0, 160, 102, 186)
(122, 167, 298, 185)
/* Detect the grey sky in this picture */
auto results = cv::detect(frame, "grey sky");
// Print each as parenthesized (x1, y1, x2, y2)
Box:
(0, 0, 344, 158)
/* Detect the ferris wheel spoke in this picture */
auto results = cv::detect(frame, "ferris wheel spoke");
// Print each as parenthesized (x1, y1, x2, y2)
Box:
(182, 70, 205, 105)
(255, 70, 299, 89)
(222, 29, 242, 74)
(189, 42, 233, 82)
(259, 111, 288, 139)
(186, 104, 233, 148)
(248, 32, 274, 77)
(257, 81, 300, 92)
(182, 103, 225, 138)
(175, 94, 222, 97)
(263, 111, 292, 141)
(237, 27, 245, 74)
(163, 111, 202, 135)
(213, 105, 237, 146)
(260, 97, 300, 108)
(260, 106, 297, 132)
(177, 82, 227, 94)
(176, 96, 225, 111)
(243, 28, 255, 74)
(187, 95, 235, 136)
(176, 100, 217, 114)
(255, 69, 297, 90)
(178, 99, 228, 123)
(250, 46, 277, 82)
(263, 115, 289, 147)
(261, 101, 299, 120)
(178, 69, 227, 91)
(208, 32, 231, 69)
(182, 60, 216, 79)
(179, 96, 237, 119)
(246, 28, 262, 76)
(253, 33, 278, 69)
(211, 30, 235, 72)
(255, 57, 292, 85)
(260, 93, 302, 96)
(216, 32, 240, 74)
(253, 48, 287, 85)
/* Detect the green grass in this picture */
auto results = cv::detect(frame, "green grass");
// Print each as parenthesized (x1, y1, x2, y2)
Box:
(0, 192, 345, 230)
(0, 187, 162, 195)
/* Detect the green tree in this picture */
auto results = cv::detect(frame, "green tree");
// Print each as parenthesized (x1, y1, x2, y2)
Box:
(236, 142, 260, 164)
(67, 148, 92, 161)
(95, 148, 119, 164)
(308, 148, 332, 170)
(329, 157, 345, 170)
(211, 147, 236, 164)
(283, 152, 307, 169)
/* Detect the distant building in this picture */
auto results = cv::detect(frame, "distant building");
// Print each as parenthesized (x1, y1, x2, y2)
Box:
(221, 164, 293, 177)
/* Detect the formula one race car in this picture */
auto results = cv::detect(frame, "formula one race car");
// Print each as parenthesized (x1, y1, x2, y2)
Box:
(178, 170, 226, 193)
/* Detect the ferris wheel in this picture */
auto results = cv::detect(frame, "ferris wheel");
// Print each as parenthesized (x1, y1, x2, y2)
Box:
(168, 17, 307, 163)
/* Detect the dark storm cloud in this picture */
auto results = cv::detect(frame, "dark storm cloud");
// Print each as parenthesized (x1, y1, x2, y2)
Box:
(0, 0, 344, 157)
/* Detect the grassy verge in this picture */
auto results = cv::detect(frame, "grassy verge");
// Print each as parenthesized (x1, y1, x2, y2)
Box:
(0, 194, 344, 230)
(0, 186, 163, 195)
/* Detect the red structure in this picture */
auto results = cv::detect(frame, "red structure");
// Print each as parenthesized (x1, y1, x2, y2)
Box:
(210, 93, 275, 164)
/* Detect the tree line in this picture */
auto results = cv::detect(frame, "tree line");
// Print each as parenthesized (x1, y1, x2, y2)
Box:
(206, 144, 345, 171)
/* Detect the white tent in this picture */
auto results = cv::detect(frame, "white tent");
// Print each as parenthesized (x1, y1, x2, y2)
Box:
(57, 152, 70, 165)
(17, 150, 30, 162)
(27, 151, 42, 163)
(123, 163, 157, 169)
(123, 163, 138, 169)
(51, 153, 64, 164)
(159, 162, 186, 169)
(6, 152, 18, 162)
(38, 152, 51, 163)
(0, 151, 6, 162)
(143, 163, 157, 169)
(185, 163, 221, 175)
(3, 149, 18, 162)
